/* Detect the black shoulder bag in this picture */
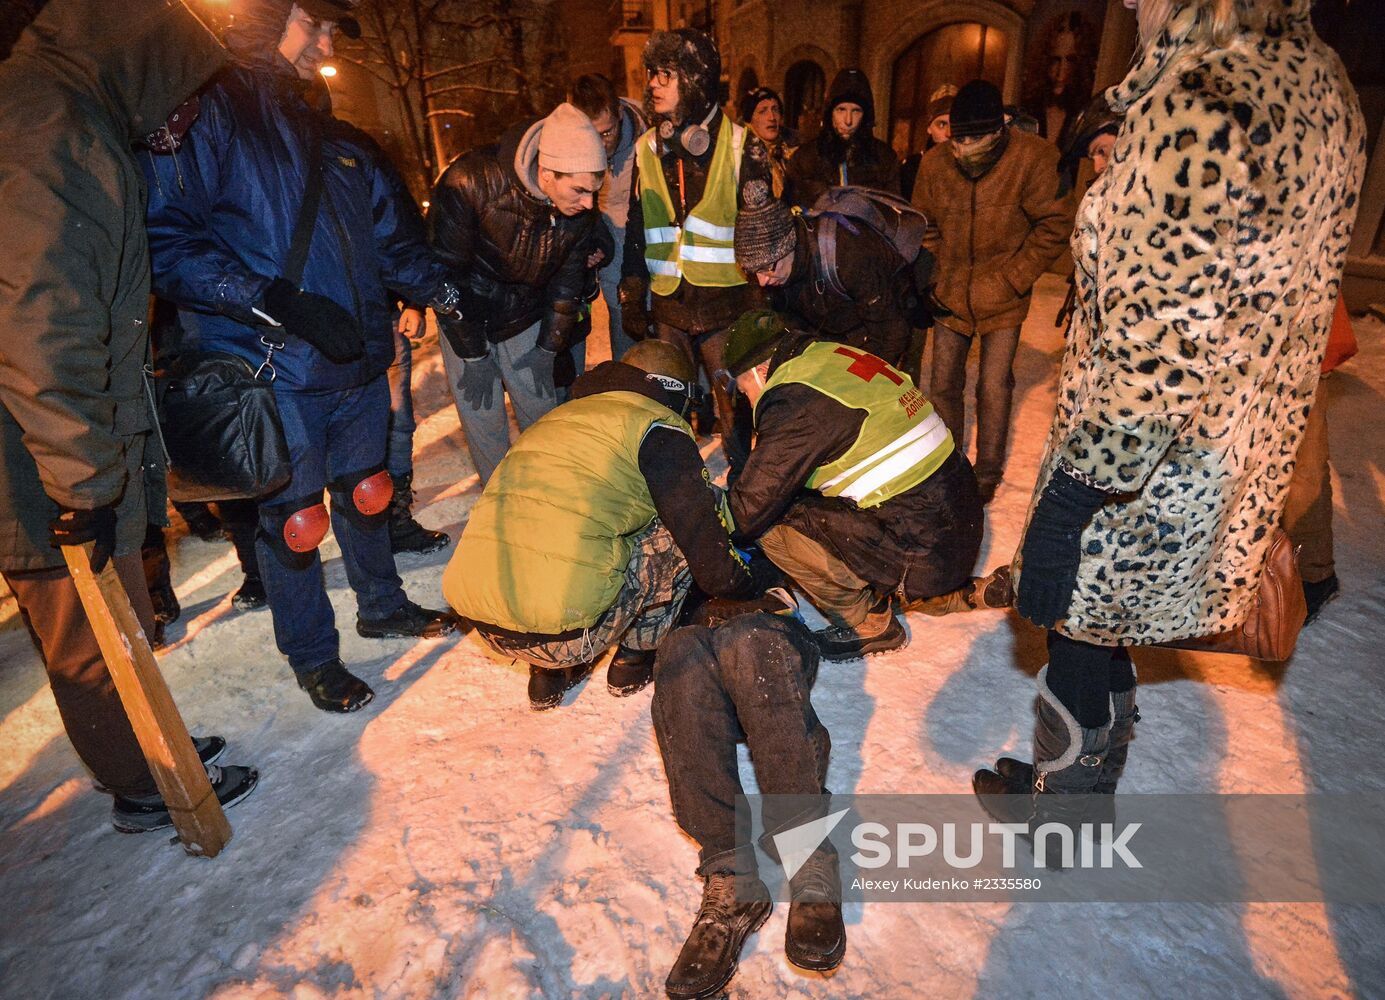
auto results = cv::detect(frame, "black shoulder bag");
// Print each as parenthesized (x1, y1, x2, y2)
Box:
(154, 136, 324, 502)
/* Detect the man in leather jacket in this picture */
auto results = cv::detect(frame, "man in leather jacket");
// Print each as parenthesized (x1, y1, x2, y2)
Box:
(428, 102, 607, 484)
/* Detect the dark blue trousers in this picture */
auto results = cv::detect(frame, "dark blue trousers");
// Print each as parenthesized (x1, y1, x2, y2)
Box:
(256, 375, 405, 674)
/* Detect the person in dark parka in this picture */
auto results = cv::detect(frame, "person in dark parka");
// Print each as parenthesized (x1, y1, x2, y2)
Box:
(0, 0, 258, 834)
(733, 179, 917, 367)
(785, 68, 900, 208)
(144, 0, 464, 714)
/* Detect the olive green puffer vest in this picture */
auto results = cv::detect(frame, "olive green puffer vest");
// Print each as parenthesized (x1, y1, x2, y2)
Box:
(443, 392, 693, 634)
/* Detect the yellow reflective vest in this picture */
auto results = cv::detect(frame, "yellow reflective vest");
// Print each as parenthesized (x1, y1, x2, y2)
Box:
(758, 342, 955, 509)
(637, 113, 746, 295)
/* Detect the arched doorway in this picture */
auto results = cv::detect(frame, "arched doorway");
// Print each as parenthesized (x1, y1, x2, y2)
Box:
(784, 60, 826, 141)
(890, 23, 1009, 157)
(735, 65, 760, 111)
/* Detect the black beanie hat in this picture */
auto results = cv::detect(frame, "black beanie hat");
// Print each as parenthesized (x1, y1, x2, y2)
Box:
(949, 80, 1006, 139)
(738, 86, 783, 125)
(822, 68, 875, 132)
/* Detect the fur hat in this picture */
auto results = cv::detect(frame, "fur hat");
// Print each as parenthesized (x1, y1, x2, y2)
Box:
(950, 80, 1006, 138)
(642, 27, 721, 126)
(734, 180, 798, 275)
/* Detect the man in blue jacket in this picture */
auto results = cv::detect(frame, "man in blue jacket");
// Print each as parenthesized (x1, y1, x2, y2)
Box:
(145, 0, 464, 713)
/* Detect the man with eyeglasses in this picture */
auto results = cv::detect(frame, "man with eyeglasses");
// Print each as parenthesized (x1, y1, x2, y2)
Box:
(144, 0, 467, 714)
(619, 28, 773, 474)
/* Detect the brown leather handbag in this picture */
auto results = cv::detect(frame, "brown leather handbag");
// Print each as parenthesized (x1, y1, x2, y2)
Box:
(1157, 529, 1307, 661)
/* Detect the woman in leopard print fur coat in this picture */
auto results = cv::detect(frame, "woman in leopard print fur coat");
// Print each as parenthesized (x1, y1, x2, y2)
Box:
(976, 0, 1366, 810)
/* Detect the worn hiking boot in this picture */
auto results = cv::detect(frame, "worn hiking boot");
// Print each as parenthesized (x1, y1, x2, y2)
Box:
(665, 871, 772, 999)
(297, 659, 374, 713)
(232, 574, 267, 611)
(357, 600, 460, 639)
(785, 848, 846, 971)
(528, 661, 595, 711)
(813, 596, 906, 661)
(907, 565, 1014, 617)
(111, 763, 259, 834)
(388, 473, 450, 555)
(607, 646, 655, 697)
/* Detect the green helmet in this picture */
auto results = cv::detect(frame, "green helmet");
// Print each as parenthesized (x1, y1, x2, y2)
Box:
(723, 309, 788, 377)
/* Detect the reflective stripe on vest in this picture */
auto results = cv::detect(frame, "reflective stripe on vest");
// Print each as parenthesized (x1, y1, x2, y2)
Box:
(637, 114, 746, 294)
(758, 342, 955, 509)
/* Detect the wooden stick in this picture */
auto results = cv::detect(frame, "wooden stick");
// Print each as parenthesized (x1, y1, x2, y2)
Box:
(61, 543, 231, 857)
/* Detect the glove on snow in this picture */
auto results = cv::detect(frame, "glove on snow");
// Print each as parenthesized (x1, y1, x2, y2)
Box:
(1016, 468, 1109, 629)
(262, 278, 363, 363)
(456, 351, 500, 411)
(49, 503, 117, 573)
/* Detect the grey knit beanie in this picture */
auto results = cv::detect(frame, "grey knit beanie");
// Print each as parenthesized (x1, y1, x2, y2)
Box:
(734, 180, 797, 274)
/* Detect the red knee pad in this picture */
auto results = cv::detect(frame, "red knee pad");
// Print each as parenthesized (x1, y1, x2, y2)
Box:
(351, 469, 394, 516)
(283, 503, 330, 553)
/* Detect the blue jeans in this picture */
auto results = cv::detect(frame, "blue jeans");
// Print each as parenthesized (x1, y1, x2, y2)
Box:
(385, 327, 415, 478)
(599, 234, 638, 364)
(256, 376, 406, 674)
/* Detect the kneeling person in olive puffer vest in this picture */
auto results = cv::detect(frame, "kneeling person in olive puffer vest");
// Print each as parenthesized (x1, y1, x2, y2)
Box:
(724, 312, 985, 661)
(444, 341, 779, 710)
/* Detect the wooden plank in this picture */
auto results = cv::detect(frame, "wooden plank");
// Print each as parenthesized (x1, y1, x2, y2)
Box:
(61, 543, 231, 857)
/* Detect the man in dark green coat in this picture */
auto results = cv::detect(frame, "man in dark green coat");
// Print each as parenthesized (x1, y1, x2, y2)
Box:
(0, 0, 258, 834)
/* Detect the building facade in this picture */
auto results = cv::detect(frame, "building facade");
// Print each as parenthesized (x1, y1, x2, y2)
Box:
(611, 0, 1383, 308)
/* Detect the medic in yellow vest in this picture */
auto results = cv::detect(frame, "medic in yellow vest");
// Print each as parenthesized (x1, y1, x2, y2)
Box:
(723, 311, 986, 660)
(617, 27, 772, 472)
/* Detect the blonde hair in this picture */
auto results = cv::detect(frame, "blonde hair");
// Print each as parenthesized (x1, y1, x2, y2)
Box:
(1137, 0, 1239, 51)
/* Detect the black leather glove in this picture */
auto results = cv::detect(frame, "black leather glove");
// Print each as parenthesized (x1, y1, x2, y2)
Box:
(49, 503, 117, 573)
(1016, 468, 1110, 629)
(262, 278, 363, 364)
(511, 344, 556, 398)
(617, 276, 651, 343)
(456, 351, 499, 411)
(436, 309, 485, 360)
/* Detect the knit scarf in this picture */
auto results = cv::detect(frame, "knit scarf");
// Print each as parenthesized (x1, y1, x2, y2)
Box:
(951, 128, 1009, 179)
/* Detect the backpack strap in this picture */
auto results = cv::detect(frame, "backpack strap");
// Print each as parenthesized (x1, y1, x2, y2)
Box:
(812, 213, 852, 301)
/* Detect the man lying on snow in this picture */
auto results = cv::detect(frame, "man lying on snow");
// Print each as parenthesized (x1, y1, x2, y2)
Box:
(443, 340, 781, 709)
(723, 311, 986, 659)
(653, 606, 843, 998)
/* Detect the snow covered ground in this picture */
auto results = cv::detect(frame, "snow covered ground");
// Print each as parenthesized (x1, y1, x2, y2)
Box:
(2, 276, 1383, 1000)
